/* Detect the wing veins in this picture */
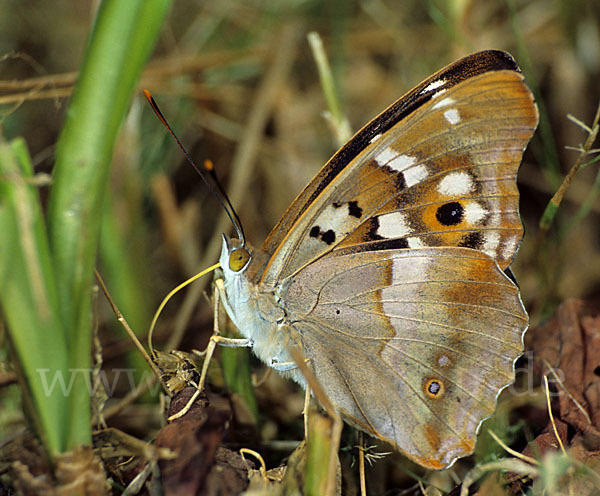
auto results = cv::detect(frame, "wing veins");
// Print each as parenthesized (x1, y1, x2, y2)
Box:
(331, 308, 518, 344)
(326, 297, 526, 322)
(384, 340, 508, 404)
(308, 321, 472, 443)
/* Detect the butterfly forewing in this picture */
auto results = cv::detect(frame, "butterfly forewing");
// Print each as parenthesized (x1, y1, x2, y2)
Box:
(336, 71, 537, 269)
(260, 51, 537, 285)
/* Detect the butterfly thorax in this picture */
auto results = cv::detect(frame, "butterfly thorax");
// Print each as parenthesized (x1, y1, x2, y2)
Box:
(219, 236, 302, 378)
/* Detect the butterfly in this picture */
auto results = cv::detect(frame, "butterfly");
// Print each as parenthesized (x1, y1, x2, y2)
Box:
(217, 50, 538, 469)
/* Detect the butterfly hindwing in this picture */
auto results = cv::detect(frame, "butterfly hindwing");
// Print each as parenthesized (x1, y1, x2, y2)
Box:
(260, 50, 537, 285)
(281, 246, 527, 468)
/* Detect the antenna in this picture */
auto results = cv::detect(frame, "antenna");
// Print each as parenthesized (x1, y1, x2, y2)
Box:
(143, 90, 246, 246)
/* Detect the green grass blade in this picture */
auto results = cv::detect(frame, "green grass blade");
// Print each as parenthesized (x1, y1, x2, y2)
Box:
(46, 0, 171, 449)
(100, 190, 153, 394)
(220, 345, 259, 423)
(0, 137, 68, 454)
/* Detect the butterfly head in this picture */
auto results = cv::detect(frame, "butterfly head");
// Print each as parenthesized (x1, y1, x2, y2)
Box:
(218, 233, 271, 348)
(220, 233, 252, 276)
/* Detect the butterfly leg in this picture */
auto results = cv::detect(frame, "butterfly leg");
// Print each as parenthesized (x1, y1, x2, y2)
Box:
(171, 282, 254, 420)
(173, 332, 252, 420)
(196, 279, 254, 391)
(289, 346, 343, 496)
(269, 359, 298, 371)
(304, 385, 311, 441)
(358, 432, 367, 496)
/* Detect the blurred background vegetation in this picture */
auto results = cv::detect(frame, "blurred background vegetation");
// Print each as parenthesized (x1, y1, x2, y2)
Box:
(1, 0, 599, 493)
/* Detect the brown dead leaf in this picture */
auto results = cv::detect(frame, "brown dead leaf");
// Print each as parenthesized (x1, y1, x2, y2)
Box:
(524, 298, 600, 454)
(11, 445, 107, 496)
(522, 418, 569, 459)
(203, 446, 253, 495)
(529, 438, 600, 496)
(155, 386, 249, 495)
(0, 432, 48, 479)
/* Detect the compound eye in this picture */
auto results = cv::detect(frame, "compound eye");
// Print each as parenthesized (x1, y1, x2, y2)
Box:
(229, 248, 250, 272)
